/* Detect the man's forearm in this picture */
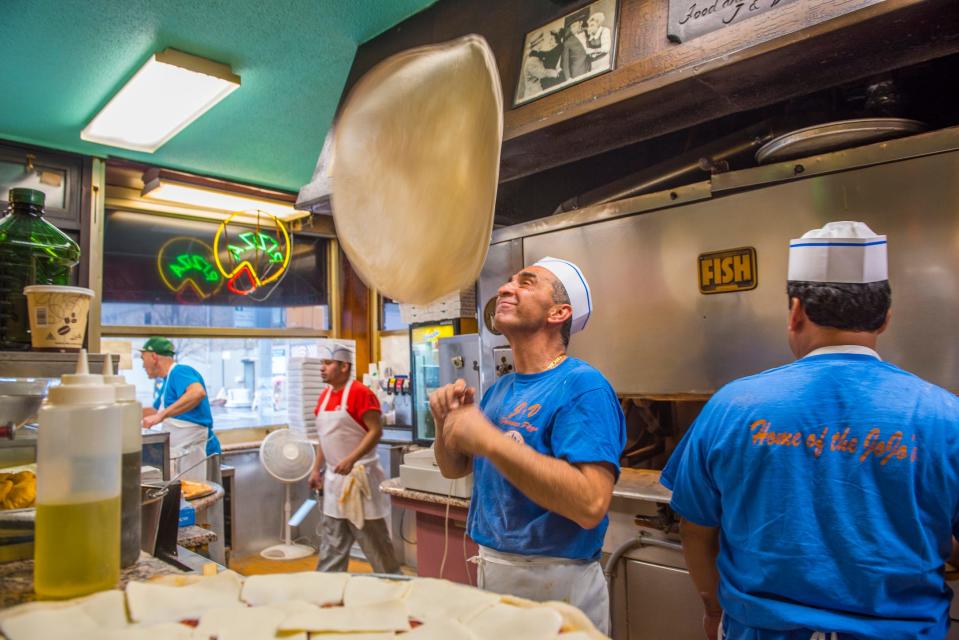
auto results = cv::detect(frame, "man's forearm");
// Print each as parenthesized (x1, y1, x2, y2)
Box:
(434, 417, 472, 479)
(680, 519, 723, 615)
(158, 390, 202, 420)
(483, 433, 611, 529)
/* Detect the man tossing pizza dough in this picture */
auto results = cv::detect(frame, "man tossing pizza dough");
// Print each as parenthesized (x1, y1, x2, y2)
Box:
(430, 258, 626, 634)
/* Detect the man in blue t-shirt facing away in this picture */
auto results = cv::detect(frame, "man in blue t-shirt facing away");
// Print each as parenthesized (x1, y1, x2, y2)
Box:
(141, 336, 221, 481)
(661, 221, 959, 640)
(429, 257, 625, 634)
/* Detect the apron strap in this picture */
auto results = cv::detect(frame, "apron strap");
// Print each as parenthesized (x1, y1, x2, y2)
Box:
(317, 386, 332, 412)
(340, 380, 352, 411)
(159, 363, 178, 410)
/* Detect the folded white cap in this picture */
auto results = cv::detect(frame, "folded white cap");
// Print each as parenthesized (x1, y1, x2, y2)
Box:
(532, 256, 593, 335)
(787, 221, 888, 283)
(318, 343, 353, 363)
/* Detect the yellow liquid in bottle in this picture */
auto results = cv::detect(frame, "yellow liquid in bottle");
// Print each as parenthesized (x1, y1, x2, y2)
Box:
(34, 496, 120, 599)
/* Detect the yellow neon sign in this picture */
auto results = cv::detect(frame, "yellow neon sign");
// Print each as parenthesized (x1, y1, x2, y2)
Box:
(212, 211, 292, 295)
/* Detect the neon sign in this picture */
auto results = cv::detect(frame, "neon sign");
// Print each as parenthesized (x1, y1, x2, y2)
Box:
(228, 231, 285, 264)
(213, 212, 292, 297)
(157, 237, 224, 301)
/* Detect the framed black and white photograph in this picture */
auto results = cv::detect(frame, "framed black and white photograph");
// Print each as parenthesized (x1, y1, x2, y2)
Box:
(513, 0, 618, 107)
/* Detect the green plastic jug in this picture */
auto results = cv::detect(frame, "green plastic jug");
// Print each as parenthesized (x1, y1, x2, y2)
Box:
(0, 188, 80, 349)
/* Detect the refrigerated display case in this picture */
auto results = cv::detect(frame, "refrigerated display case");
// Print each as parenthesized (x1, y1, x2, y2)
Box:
(409, 318, 477, 443)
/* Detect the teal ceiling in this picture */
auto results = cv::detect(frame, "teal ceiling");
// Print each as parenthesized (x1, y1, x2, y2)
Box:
(0, 0, 435, 192)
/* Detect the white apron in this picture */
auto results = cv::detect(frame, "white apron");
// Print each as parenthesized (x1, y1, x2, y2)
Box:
(474, 545, 609, 635)
(316, 381, 389, 524)
(158, 364, 209, 482)
(718, 614, 839, 640)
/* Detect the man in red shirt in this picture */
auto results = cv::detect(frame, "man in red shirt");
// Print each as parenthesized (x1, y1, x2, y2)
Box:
(308, 343, 400, 573)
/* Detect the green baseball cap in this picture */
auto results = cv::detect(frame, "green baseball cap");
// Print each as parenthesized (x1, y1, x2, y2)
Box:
(140, 337, 175, 357)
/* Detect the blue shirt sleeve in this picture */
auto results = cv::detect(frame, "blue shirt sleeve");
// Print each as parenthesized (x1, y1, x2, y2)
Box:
(662, 405, 722, 528)
(549, 384, 625, 479)
(169, 365, 203, 399)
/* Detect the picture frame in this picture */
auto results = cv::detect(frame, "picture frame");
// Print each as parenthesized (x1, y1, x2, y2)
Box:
(513, 0, 619, 107)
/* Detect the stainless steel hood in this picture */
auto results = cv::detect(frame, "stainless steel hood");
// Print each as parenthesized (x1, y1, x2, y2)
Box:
(478, 125, 959, 396)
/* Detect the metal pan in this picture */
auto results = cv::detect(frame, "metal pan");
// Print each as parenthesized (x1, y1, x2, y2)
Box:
(755, 118, 926, 164)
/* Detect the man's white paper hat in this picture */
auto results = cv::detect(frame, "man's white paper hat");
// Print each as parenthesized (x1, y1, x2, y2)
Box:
(319, 343, 353, 363)
(787, 221, 888, 283)
(532, 256, 593, 335)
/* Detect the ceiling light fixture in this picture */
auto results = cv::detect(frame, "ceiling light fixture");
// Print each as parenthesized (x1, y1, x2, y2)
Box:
(140, 168, 306, 222)
(81, 48, 240, 153)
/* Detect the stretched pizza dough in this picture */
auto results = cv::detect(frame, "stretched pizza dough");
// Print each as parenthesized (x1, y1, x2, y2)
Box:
(405, 578, 498, 623)
(403, 618, 477, 639)
(465, 603, 563, 640)
(241, 571, 348, 607)
(126, 570, 243, 624)
(331, 34, 503, 304)
(280, 599, 410, 633)
(74, 623, 194, 640)
(0, 589, 127, 639)
(194, 605, 286, 640)
(343, 575, 412, 607)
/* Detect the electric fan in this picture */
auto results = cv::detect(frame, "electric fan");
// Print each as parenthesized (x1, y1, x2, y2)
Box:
(258, 428, 317, 560)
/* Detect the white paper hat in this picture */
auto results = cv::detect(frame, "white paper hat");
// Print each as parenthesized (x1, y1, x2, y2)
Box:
(532, 256, 593, 335)
(787, 221, 888, 283)
(318, 343, 353, 363)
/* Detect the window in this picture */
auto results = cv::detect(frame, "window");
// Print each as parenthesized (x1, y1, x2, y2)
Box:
(107, 336, 332, 430)
(102, 210, 329, 330)
(379, 296, 408, 332)
(100, 207, 336, 430)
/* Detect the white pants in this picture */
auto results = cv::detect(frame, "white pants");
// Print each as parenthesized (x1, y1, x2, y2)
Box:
(475, 545, 609, 635)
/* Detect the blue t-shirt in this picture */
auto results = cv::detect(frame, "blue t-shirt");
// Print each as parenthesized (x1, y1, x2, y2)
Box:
(661, 353, 959, 640)
(467, 357, 626, 561)
(153, 364, 221, 455)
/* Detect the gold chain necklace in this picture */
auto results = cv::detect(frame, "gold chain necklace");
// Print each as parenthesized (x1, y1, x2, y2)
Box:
(545, 353, 567, 371)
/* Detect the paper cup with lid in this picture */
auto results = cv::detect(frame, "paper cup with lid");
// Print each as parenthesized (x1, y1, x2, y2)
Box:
(23, 285, 94, 350)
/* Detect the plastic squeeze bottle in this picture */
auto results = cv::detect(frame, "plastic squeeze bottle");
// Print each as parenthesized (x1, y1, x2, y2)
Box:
(35, 349, 123, 599)
(103, 355, 143, 568)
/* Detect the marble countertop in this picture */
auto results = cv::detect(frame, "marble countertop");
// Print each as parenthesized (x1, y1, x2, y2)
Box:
(177, 525, 217, 549)
(0, 552, 184, 609)
(380, 477, 470, 509)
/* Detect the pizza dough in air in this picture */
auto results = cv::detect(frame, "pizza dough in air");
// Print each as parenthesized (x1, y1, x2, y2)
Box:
(332, 34, 503, 304)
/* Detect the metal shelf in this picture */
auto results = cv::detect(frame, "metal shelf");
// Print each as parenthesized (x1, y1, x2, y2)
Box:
(0, 351, 118, 378)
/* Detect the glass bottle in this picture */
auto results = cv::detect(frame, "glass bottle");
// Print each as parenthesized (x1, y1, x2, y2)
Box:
(0, 188, 81, 349)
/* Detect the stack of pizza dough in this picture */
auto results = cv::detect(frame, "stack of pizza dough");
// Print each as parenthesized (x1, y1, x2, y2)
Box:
(0, 571, 607, 639)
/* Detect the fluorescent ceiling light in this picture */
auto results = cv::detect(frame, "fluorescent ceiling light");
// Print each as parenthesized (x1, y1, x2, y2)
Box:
(142, 174, 306, 221)
(82, 48, 240, 153)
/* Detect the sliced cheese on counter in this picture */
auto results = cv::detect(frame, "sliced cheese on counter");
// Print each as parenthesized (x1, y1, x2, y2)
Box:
(293, 635, 394, 640)
(402, 618, 478, 639)
(76, 622, 194, 640)
(1, 605, 100, 640)
(405, 578, 498, 623)
(126, 570, 244, 624)
(0, 589, 127, 639)
(343, 575, 412, 607)
(193, 605, 286, 640)
(465, 603, 563, 640)
(241, 571, 349, 607)
(279, 599, 410, 633)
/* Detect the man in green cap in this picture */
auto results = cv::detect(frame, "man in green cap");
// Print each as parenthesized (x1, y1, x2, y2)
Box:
(141, 337, 221, 481)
